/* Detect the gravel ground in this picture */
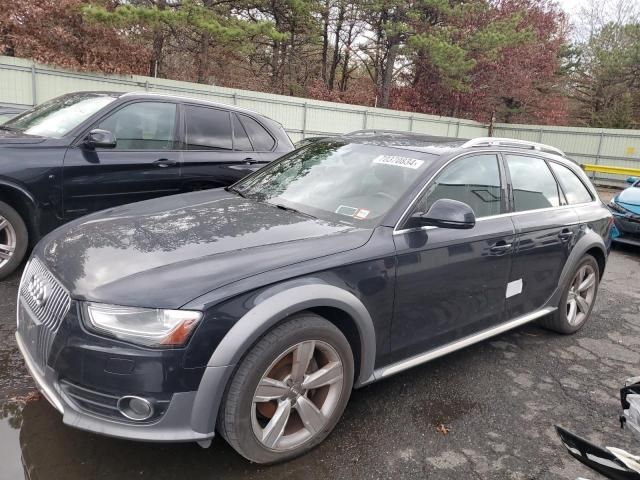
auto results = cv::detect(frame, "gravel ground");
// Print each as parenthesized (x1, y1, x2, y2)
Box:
(1, 210, 639, 480)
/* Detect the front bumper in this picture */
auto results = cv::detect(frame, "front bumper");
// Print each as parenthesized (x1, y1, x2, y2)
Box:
(612, 213, 640, 246)
(16, 331, 213, 443)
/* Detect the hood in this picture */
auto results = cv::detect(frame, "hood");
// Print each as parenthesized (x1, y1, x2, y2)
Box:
(0, 128, 46, 145)
(617, 185, 640, 208)
(37, 189, 372, 308)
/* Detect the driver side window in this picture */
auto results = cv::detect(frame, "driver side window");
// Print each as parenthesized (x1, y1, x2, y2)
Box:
(414, 154, 503, 218)
(96, 102, 177, 150)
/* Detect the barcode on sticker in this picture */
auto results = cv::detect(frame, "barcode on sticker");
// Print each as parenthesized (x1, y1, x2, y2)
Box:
(373, 155, 424, 169)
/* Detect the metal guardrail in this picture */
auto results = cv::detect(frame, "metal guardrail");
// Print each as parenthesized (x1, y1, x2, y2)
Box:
(582, 164, 640, 177)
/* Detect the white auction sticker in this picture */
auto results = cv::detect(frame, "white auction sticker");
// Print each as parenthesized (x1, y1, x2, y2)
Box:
(336, 205, 358, 217)
(354, 209, 370, 219)
(373, 155, 424, 169)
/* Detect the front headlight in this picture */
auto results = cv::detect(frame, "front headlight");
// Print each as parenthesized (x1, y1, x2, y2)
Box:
(82, 302, 202, 347)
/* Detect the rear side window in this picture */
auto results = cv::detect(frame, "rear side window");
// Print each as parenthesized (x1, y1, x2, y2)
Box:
(97, 102, 176, 150)
(239, 115, 275, 151)
(232, 114, 253, 151)
(549, 162, 593, 204)
(417, 154, 503, 218)
(506, 155, 560, 211)
(184, 105, 232, 150)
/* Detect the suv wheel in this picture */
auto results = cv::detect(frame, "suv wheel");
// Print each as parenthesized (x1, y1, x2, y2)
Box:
(0, 201, 28, 280)
(540, 254, 600, 334)
(218, 313, 354, 464)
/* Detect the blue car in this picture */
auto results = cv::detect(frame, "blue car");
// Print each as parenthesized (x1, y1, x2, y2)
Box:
(610, 176, 640, 246)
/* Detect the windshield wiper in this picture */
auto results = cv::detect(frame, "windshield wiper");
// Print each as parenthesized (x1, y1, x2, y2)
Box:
(0, 125, 20, 132)
(225, 186, 246, 198)
(270, 203, 316, 219)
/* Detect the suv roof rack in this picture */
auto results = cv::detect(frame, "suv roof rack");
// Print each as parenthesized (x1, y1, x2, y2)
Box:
(462, 137, 565, 157)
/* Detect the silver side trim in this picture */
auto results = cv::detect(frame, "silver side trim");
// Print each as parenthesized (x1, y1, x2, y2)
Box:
(375, 307, 556, 379)
(15, 332, 64, 413)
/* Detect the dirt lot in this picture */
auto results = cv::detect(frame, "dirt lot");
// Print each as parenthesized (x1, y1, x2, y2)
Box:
(1, 192, 639, 480)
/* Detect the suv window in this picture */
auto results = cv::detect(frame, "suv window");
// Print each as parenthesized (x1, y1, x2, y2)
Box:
(506, 155, 561, 211)
(415, 154, 503, 218)
(185, 105, 232, 150)
(233, 114, 253, 151)
(549, 162, 593, 204)
(97, 102, 176, 150)
(239, 115, 275, 151)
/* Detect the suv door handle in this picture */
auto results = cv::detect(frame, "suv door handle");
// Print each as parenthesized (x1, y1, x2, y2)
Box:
(154, 159, 177, 168)
(489, 241, 512, 254)
(558, 229, 574, 241)
(244, 157, 259, 164)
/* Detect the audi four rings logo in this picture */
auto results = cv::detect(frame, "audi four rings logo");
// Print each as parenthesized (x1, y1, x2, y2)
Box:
(27, 274, 48, 307)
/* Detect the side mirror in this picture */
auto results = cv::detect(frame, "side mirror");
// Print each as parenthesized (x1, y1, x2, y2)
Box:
(407, 198, 476, 230)
(627, 176, 638, 185)
(84, 129, 116, 149)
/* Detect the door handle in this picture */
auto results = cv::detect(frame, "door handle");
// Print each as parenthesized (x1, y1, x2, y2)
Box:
(244, 157, 258, 165)
(558, 229, 574, 241)
(490, 241, 512, 254)
(154, 158, 177, 168)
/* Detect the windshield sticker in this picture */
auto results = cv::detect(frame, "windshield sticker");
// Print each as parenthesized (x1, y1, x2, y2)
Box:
(373, 155, 424, 169)
(354, 209, 370, 219)
(336, 205, 358, 217)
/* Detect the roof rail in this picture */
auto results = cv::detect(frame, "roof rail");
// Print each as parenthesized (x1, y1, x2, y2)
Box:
(347, 129, 414, 136)
(462, 137, 565, 157)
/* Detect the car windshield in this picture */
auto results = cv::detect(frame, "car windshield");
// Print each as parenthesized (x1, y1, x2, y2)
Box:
(233, 140, 436, 226)
(2, 93, 117, 138)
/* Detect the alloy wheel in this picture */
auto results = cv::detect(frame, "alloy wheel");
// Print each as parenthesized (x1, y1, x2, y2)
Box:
(566, 264, 597, 326)
(0, 214, 16, 269)
(251, 340, 344, 451)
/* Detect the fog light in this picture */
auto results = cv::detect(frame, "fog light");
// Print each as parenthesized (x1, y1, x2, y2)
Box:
(117, 396, 154, 421)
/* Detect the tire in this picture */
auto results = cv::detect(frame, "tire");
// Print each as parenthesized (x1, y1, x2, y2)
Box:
(539, 254, 600, 334)
(218, 312, 354, 464)
(0, 200, 28, 281)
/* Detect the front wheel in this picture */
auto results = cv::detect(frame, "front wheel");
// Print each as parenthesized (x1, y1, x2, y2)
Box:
(0, 201, 28, 281)
(540, 254, 600, 334)
(217, 313, 354, 464)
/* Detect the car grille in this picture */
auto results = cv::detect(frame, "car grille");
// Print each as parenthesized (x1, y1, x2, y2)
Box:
(617, 216, 640, 235)
(17, 257, 71, 372)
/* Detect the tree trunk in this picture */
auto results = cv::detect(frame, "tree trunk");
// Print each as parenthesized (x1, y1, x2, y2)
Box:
(339, 15, 356, 91)
(196, 33, 210, 84)
(196, 0, 216, 84)
(149, 30, 164, 77)
(148, 0, 167, 78)
(328, 2, 345, 90)
(380, 41, 399, 108)
(271, 40, 282, 90)
(321, 0, 330, 84)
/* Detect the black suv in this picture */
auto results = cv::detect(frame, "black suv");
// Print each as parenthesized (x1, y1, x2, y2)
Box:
(0, 91, 293, 279)
(16, 133, 612, 463)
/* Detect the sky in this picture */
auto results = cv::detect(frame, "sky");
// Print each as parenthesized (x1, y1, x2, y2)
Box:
(558, 0, 588, 17)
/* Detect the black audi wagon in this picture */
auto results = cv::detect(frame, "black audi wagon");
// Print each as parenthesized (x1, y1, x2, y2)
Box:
(16, 132, 612, 463)
(0, 91, 293, 279)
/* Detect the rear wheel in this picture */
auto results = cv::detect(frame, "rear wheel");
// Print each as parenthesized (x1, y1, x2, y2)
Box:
(540, 254, 599, 334)
(0, 201, 28, 281)
(218, 313, 354, 464)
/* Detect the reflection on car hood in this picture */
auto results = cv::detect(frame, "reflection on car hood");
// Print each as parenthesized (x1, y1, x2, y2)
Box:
(0, 129, 45, 144)
(618, 186, 640, 209)
(37, 189, 372, 308)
